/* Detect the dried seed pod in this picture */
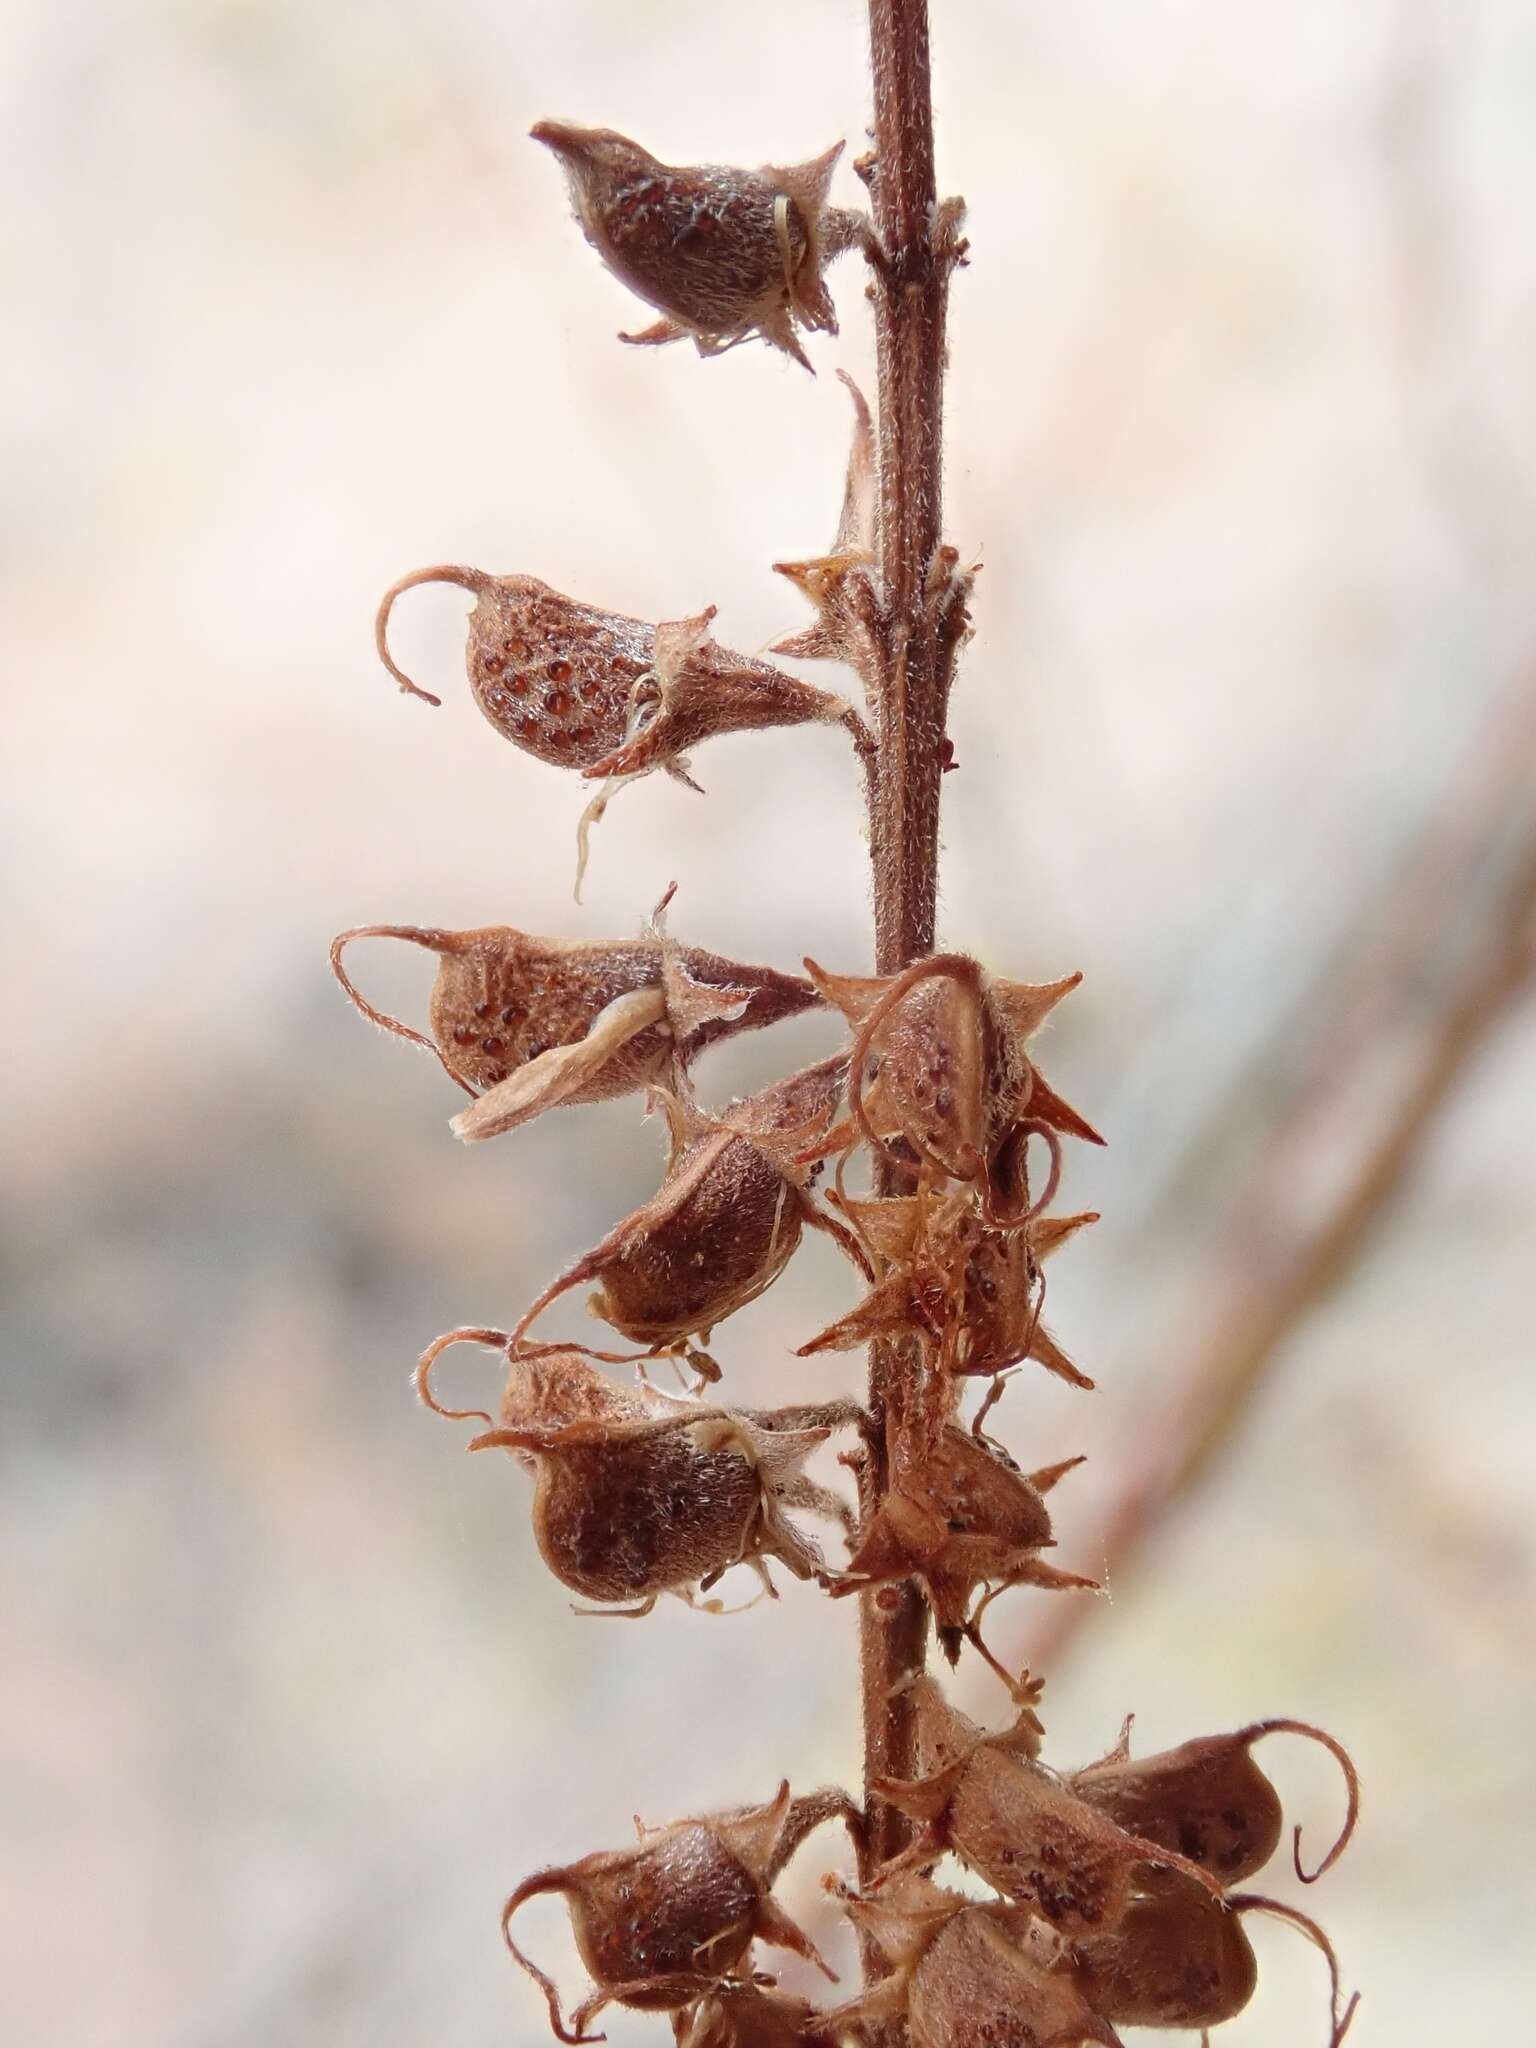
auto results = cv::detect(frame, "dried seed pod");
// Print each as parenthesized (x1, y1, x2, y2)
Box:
(1070, 1716, 1361, 1886)
(512, 1057, 860, 1350)
(799, 1187, 1097, 1391)
(531, 121, 865, 369)
(909, 1904, 1124, 2048)
(416, 1333, 859, 1613)
(503, 1782, 853, 2042)
(1075, 1872, 1357, 2047)
(672, 1980, 836, 2048)
(874, 1679, 1224, 1935)
(832, 1876, 1122, 2048)
(329, 918, 819, 1139)
(830, 1423, 1094, 1669)
(802, 953, 1101, 1210)
(375, 569, 852, 788)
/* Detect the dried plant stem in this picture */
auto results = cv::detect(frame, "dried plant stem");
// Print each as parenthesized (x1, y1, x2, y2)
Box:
(858, 0, 960, 1948)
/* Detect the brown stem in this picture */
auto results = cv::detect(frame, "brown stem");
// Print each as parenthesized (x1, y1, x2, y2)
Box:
(857, 0, 962, 2003)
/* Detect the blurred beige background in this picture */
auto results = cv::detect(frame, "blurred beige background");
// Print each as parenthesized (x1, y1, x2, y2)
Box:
(4, 2, 1535, 2043)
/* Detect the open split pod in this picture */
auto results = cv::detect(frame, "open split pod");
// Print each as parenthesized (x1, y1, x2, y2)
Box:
(416, 1333, 860, 1613)
(329, 913, 820, 1140)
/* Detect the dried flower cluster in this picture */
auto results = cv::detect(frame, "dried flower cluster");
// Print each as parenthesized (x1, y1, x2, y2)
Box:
(340, 8, 1359, 2043)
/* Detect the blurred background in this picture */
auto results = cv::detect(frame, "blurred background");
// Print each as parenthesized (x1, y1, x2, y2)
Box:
(4, 2, 1535, 2043)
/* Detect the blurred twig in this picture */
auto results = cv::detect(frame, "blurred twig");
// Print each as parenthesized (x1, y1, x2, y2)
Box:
(1021, 671, 1536, 1674)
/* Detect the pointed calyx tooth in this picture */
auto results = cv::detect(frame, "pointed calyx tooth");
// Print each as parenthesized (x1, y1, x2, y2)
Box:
(375, 567, 853, 783)
(530, 121, 865, 370)
(801, 950, 1098, 1213)
(773, 372, 885, 680)
(329, 920, 820, 1140)
(501, 1782, 856, 2042)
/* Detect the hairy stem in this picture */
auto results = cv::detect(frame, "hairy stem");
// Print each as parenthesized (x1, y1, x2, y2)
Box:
(858, 0, 960, 1965)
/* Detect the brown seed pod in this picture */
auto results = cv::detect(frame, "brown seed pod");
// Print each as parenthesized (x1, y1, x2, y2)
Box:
(1074, 1870, 1357, 2047)
(531, 121, 864, 369)
(672, 1979, 838, 2048)
(1069, 1716, 1361, 1886)
(829, 1423, 1094, 1672)
(511, 1057, 863, 1351)
(799, 1186, 1097, 1392)
(503, 1782, 854, 2042)
(831, 1876, 1123, 2047)
(416, 1333, 859, 1613)
(376, 568, 854, 787)
(329, 916, 819, 1140)
(873, 1679, 1225, 1935)
(801, 953, 1102, 1213)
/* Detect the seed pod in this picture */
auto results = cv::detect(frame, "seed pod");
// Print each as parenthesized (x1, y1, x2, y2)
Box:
(672, 1980, 837, 2048)
(832, 1876, 1122, 2048)
(531, 121, 865, 369)
(874, 1679, 1225, 1935)
(909, 1904, 1124, 2048)
(375, 569, 851, 787)
(329, 918, 819, 1140)
(1069, 1717, 1360, 1886)
(503, 1782, 853, 2042)
(416, 1333, 859, 1613)
(801, 954, 1102, 1212)
(799, 1187, 1097, 1391)
(511, 1057, 860, 1351)
(830, 1423, 1094, 1669)
(1074, 1873, 1357, 2047)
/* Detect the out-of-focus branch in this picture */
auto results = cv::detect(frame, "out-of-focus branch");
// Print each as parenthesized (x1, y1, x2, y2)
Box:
(1021, 674, 1536, 1674)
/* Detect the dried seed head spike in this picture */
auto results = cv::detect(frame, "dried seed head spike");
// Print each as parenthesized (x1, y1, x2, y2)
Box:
(330, 920, 820, 1137)
(511, 1057, 849, 1351)
(1227, 1894, 1360, 2048)
(875, 1678, 1226, 1935)
(1069, 1717, 1360, 1889)
(531, 122, 864, 368)
(502, 1786, 844, 2041)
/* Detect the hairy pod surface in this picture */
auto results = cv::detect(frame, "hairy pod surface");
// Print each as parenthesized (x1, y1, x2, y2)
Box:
(330, 921, 818, 1136)
(503, 1784, 845, 2042)
(532, 121, 863, 368)
(375, 569, 847, 786)
(1070, 1719, 1361, 1886)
